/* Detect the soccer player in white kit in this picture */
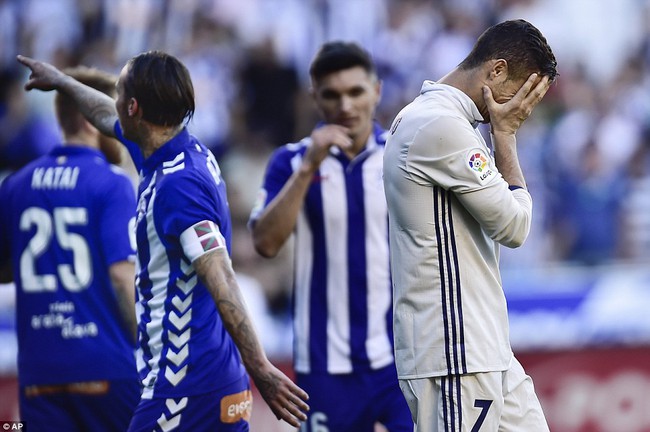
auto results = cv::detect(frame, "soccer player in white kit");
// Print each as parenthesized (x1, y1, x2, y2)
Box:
(383, 20, 558, 431)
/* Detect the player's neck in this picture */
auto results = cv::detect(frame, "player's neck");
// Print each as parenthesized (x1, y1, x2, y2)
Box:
(344, 126, 372, 159)
(63, 131, 99, 150)
(140, 123, 184, 159)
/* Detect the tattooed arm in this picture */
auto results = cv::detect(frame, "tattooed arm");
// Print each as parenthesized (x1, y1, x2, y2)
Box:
(17, 55, 118, 137)
(194, 248, 309, 427)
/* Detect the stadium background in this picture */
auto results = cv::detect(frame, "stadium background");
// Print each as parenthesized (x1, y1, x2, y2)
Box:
(1, 0, 650, 430)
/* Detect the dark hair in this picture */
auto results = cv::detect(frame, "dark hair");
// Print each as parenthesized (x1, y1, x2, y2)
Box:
(56, 66, 117, 136)
(309, 41, 377, 82)
(123, 50, 195, 126)
(459, 19, 558, 82)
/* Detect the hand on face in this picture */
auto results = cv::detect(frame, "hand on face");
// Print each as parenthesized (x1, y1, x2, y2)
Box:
(17, 55, 66, 92)
(302, 124, 352, 172)
(483, 73, 551, 135)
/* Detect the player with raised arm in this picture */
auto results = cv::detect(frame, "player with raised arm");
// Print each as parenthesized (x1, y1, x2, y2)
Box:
(249, 42, 413, 432)
(17, 51, 309, 431)
(383, 19, 557, 431)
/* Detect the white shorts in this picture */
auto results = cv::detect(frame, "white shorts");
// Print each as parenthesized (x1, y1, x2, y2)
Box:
(399, 357, 549, 432)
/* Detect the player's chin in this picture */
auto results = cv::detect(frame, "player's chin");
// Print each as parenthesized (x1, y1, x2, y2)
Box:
(337, 118, 358, 129)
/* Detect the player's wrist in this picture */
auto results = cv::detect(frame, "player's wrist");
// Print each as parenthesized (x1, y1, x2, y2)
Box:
(298, 161, 318, 177)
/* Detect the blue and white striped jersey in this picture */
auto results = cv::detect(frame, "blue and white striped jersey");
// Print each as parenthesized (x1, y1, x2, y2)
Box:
(0, 146, 138, 386)
(116, 124, 247, 398)
(250, 123, 394, 374)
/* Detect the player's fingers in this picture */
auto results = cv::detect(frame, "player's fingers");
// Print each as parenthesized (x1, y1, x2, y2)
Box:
(275, 384, 309, 423)
(16, 56, 36, 90)
(290, 384, 309, 405)
(525, 75, 551, 104)
(16, 54, 33, 67)
(272, 403, 303, 428)
(334, 135, 353, 150)
(510, 73, 539, 103)
(24, 79, 37, 91)
(283, 398, 308, 422)
(286, 387, 310, 412)
(482, 85, 496, 110)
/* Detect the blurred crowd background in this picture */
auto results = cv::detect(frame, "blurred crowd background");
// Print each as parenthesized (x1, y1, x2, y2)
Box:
(2, 0, 650, 364)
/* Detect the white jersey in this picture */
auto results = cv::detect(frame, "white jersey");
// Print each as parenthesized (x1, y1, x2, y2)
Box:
(383, 81, 533, 379)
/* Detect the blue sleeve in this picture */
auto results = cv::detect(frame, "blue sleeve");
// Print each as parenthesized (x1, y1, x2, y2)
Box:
(248, 146, 298, 226)
(114, 120, 144, 171)
(154, 158, 231, 253)
(262, 146, 297, 206)
(99, 171, 137, 265)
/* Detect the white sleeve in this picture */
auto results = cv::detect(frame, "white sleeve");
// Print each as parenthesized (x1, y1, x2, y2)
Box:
(407, 116, 533, 248)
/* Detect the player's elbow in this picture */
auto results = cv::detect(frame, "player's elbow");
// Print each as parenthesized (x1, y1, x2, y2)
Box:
(254, 240, 280, 258)
(109, 260, 136, 294)
(252, 232, 281, 258)
(499, 232, 527, 248)
(493, 216, 531, 248)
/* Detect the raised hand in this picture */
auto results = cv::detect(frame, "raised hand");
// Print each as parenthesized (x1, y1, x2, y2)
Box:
(303, 124, 352, 172)
(17, 55, 118, 137)
(484, 73, 551, 136)
(16, 55, 67, 92)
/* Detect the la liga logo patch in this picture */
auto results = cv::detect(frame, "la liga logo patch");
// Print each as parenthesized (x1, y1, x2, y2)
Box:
(469, 152, 487, 172)
(466, 149, 494, 184)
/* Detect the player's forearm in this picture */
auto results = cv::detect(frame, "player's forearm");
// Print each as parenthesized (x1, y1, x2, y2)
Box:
(60, 79, 117, 134)
(109, 261, 137, 343)
(252, 166, 314, 257)
(217, 280, 269, 372)
(195, 251, 268, 371)
(59, 75, 118, 137)
(491, 131, 527, 189)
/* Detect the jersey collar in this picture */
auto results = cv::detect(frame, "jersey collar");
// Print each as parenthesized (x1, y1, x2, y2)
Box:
(50, 145, 106, 160)
(420, 80, 484, 127)
(142, 128, 192, 175)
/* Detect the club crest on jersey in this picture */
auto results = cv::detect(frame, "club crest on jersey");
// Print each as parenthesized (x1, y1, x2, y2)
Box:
(467, 149, 494, 183)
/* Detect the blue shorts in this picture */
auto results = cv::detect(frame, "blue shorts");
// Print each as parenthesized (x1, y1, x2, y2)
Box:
(20, 378, 140, 432)
(127, 375, 252, 432)
(297, 363, 413, 432)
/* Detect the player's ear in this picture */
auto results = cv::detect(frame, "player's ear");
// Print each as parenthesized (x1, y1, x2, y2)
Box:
(128, 98, 139, 117)
(490, 59, 508, 82)
(374, 77, 383, 105)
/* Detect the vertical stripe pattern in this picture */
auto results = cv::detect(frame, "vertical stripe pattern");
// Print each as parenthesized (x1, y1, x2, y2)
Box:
(441, 375, 462, 431)
(290, 134, 394, 374)
(322, 159, 352, 373)
(362, 152, 392, 369)
(139, 177, 173, 399)
(433, 187, 467, 376)
(293, 209, 313, 373)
